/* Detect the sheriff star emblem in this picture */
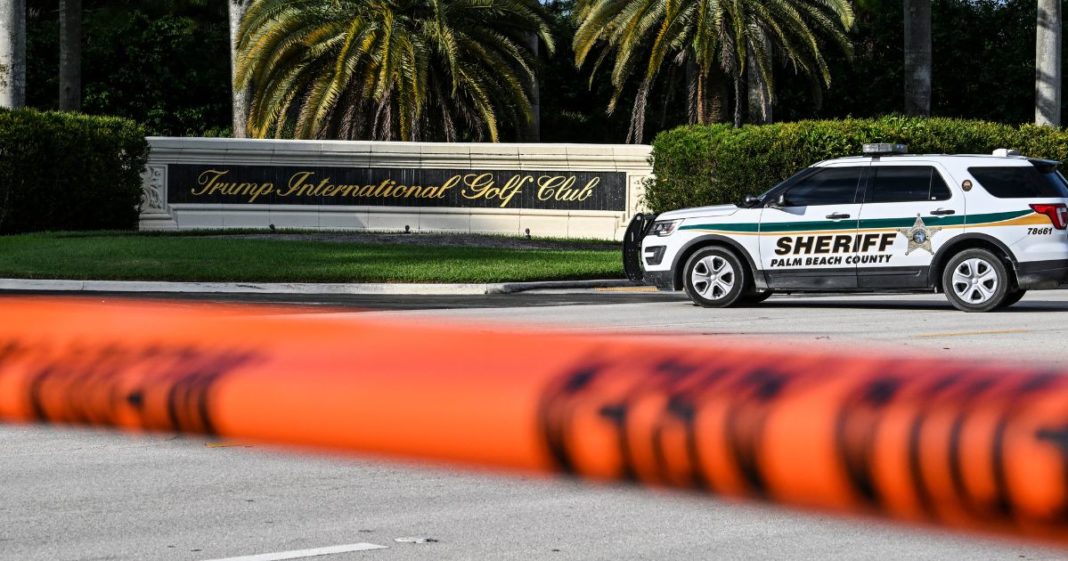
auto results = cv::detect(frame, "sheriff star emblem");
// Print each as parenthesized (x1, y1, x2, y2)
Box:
(897, 215, 942, 255)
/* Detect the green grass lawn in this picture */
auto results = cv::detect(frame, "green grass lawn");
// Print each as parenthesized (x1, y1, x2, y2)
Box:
(0, 232, 624, 283)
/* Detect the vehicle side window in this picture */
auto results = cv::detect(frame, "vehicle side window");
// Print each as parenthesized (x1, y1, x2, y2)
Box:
(868, 166, 951, 203)
(782, 167, 862, 206)
(969, 166, 1068, 198)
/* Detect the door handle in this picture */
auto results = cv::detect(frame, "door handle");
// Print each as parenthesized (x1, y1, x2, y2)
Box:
(825, 213, 851, 220)
(930, 209, 956, 216)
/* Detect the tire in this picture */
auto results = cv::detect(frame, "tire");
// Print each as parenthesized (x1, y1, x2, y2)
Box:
(942, 248, 1011, 312)
(739, 290, 774, 305)
(998, 289, 1027, 309)
(683, 247, 748, 308)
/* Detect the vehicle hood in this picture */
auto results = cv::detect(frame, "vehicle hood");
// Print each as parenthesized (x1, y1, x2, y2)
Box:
(655, 204, 740, 221)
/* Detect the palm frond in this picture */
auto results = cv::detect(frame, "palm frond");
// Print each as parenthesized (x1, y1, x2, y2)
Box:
(237, 0, 551, 141)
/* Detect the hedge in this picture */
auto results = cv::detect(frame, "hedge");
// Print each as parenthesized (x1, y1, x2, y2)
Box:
(0, 109, 149, 234)
(646, 116, 1068, 214)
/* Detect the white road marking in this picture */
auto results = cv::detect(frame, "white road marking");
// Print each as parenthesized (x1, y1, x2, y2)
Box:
(201, 542, 388, 561)
(394, 536, 437, 544)
(916, 328, 1030, 338)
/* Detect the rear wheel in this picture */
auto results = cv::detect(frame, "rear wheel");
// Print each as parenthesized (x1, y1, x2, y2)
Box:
(942, 249, 1010, 312)
(998, 289, 1027, 309)
(683, 247, 748, 308)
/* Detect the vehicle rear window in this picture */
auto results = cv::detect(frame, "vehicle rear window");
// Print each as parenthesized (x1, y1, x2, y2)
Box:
(868, 166, 952, 203)
(968, 165, 1068, 198)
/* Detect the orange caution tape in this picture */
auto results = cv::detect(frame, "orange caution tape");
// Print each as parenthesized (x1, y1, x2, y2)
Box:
(3, 297, 1068, 545)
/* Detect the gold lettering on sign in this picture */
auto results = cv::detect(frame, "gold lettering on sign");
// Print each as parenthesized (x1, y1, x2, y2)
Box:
(538, 176, 599, 203)
(186, 169, 605, 208)
(461, 173, 531, 208)
(190, 169, 275, 203)
(273, 172, 461, 201)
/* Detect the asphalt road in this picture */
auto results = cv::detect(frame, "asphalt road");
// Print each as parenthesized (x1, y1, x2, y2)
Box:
(4, 289, 1068, 561)
(341, 289, 1068, 367)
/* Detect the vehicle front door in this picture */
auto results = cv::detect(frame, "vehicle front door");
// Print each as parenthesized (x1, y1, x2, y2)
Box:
(856, 163, 964, 289)
(758, 165, 866, 290)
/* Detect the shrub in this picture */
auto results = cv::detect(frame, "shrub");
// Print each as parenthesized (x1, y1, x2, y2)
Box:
(647, 116, 1068, 213)
(0, 108, 149, 234)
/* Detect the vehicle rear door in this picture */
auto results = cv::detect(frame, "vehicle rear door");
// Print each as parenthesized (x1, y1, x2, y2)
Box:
(856, 162, 963, 289)
(967, 162, 1068, 277)
(758, 164, 866, 290)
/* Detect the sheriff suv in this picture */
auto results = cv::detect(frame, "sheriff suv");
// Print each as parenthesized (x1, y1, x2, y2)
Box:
(623, 145, 1068, 312)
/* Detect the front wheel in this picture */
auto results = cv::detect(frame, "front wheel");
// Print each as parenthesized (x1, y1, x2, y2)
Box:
(740, 290, 774, 305)
(942, 249, 1011, 312)
(683, 247, 748, 308)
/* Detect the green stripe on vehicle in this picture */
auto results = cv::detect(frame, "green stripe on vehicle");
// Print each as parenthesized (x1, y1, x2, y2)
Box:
(678, 222, 763, 233)
(858, 209, 1031, 229)
(678, 209, 1033, 234)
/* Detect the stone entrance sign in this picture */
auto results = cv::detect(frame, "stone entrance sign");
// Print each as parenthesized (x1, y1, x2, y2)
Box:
(140, 138, 652, 240)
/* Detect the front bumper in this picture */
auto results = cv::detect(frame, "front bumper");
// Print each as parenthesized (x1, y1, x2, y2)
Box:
(622, 213, 657, 283)
(643, 270, 675, 291)
(623, 213, 679, 291)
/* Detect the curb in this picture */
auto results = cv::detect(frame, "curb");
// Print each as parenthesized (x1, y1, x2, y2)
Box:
(0, 278, 636, 296)
(492, 279, 636, 294)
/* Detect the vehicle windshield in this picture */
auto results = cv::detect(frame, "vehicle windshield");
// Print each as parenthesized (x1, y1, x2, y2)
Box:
(743, 168, 814, 205)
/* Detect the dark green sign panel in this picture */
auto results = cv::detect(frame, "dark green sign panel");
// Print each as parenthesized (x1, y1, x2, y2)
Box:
(167, 164, 627, 211)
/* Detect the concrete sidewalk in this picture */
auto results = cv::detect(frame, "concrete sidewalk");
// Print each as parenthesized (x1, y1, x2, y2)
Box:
(0, 278, 637, 296)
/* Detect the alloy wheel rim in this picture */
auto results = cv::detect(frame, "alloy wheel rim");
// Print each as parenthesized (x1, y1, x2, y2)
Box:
(951, 258, 999, 305)
(691, 256, 735, 300)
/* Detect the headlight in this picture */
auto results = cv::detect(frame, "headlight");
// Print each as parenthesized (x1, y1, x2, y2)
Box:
(651, 219, 682, 237)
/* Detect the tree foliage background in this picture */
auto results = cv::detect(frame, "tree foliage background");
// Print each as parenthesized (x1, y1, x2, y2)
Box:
(776, 0, 1037, 125)
(25, 0, 230, 136)
(18, 0, 1062, 140)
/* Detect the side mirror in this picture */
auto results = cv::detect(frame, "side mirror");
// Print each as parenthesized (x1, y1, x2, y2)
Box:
(744, 195, 761, 207)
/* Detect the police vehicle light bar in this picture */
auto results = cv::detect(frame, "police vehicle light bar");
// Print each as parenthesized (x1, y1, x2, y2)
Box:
(863, 143, 908, 156)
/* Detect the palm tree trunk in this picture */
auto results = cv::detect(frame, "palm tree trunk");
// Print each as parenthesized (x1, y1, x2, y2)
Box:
(747, 31, 772, 124)
(59, 0, 81, 111)
(708, 65, 728, 123)
(686, 56, 699, 123)
(733, 74, 743, 128)
(688, 58, 733, 125)
(903, 0, 931, 116)
(521, 31, 540, 142)
(696, 70, 706, 124)
(626, 80, 650, 143)
(0, 0, 25, 109)
(229, 0, 250, 138)
(1036, 0, 1062, 126)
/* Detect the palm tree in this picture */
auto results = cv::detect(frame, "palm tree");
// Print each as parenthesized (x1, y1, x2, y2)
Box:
(59, 0, 81, 111)
(235, 0, 553, 142)
(903, 0, 930, 116)
(0, 0, 25, 109)
(573, 0, 854, 140)
(522, 30, 541, 141)
(229, 0, 249, 137)
(1036, 0, 1061, 126)
(747, 29, 772, 124)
